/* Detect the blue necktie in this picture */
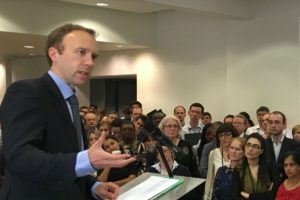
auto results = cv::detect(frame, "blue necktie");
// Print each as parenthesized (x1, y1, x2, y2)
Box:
(68, 94, 83, 149)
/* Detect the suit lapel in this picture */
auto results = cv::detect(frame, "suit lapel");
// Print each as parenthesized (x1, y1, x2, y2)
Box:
(41, 73, 80, 150)
(278, 137, 288, 163)
(266, 138, 276, 162)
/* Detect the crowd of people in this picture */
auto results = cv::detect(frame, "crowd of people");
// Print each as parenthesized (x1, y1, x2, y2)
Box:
(79, 102, 300, 200)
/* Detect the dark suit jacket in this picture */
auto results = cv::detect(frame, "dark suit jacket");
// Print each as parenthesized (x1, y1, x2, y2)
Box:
(0, 73, 95, 200)
(265, 136, 300, 180)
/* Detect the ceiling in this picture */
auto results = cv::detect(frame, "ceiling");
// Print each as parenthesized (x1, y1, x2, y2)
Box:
(0, 31, 148, 59)
(0, 0, 252, 60)
(58, 0, 171, 13)
(0, 0, 169, 60)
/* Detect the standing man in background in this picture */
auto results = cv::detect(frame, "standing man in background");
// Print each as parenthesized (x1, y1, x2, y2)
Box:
(182, 103, 204, 146)
(246, 106, 269, 136)
(0, 24, 134, 200)
(174, 105, 187, 127)
(266, 111, 300, 181)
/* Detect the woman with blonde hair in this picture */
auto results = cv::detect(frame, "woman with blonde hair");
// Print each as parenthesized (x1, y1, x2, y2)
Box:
(212, 137, 246, 200)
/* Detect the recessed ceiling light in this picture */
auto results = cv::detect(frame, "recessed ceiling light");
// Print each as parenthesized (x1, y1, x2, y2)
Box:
(24, 45, 34, 49)
(96, 3, 109, 7)
(117, 45, 123, 48)
(29, 53, 35, 56)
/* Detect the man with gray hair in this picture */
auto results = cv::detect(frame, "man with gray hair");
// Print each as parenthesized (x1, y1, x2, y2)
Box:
(233, 114, 248, 138)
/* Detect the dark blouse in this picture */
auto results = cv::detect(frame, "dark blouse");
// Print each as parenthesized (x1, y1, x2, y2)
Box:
(212, 166, 240, 200)
(231, 161, 281, 200)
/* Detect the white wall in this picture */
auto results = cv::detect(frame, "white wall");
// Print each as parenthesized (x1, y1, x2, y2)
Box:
(93, 6, 300, 127)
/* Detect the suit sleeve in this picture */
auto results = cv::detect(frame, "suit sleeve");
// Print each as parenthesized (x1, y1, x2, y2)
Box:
(0, 81, 79, 186)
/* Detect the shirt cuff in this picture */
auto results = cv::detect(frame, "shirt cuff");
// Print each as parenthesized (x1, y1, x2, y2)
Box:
(91, 181, 102, 200)
(75, 150, 96, 177)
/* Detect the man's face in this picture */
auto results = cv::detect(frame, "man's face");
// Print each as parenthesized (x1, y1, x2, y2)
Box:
(188, 106, 202, 123)
(261, 113, 270, 131)
(201, 115, 212, 125)
(121, 124, 135, 144)
(107, 113, 118, 124)
(174, 107, 186, 122)
(257, 111, 268, 125)
(131, 107, 142, 121)
(268, 113, 286, 136)
(233, 117, 246, 135)
(84, 113, 98, 129)
(49, 30, 97, 86)
(134, 118, 144, 134)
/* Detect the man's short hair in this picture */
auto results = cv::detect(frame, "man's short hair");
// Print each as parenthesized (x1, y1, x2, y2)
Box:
(234, 114, 248, 124)
(270, 111, 286, 124)
(256, 106, 270, 114)
(173, 105, 186, 114)
(203, 112, 211, 118)
(189, 103, 204, 112)
(46, 24, 96, 65)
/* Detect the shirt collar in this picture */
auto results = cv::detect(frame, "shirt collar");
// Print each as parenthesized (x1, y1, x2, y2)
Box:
(271, 134, 284, 143)
(187, 122, 203, 129)
(48, 71, 74, 99)
(152, 160, 179, 172)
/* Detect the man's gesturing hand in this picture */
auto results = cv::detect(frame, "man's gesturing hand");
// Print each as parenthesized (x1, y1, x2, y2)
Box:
(88, 133, 136, 169)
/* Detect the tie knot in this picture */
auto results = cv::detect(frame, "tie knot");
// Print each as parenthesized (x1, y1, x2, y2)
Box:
(68, 95, 79, 107)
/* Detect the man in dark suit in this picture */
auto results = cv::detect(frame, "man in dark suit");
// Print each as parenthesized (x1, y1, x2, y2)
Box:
(0, 24, 135, 200)
(266, 111, 300, 181)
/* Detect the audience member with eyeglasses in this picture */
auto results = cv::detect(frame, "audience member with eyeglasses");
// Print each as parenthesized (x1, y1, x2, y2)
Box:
(158, 115, 199, 177)
(232, 133, 281, 200)
(204, 123, 238, 200)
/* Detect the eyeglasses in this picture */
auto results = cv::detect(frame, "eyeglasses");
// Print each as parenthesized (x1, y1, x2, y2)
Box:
(245, 142, 261, 150)
(164, 124, 179, 129)
(218, 132, 232, 138)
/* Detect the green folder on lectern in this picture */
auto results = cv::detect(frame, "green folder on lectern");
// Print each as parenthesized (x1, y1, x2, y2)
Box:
(118, 174, 184, 200)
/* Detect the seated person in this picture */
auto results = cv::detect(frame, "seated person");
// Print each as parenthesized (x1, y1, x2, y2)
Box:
(97, 136, 138, 187)
(88, 131, 99, 147)
(119, 120, 139, 154)
(146, 145, 190, 177)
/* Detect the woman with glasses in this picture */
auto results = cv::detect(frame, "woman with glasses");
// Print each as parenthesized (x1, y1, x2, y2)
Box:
(232, 133, 280, 200)
(211, 137, 246, 200)
(158, 115, 199, 177)
(204, 123, 239, 200)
